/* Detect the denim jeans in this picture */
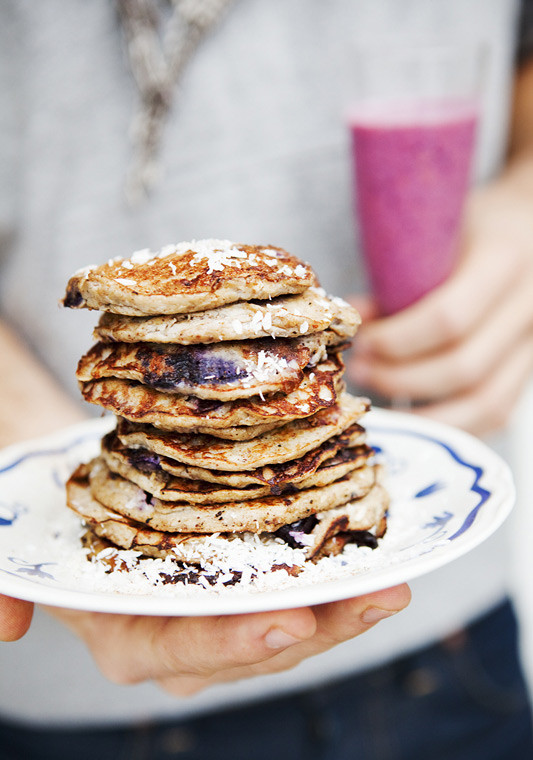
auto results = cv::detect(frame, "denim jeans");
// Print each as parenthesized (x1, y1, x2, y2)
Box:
(1, 601, 532, 760)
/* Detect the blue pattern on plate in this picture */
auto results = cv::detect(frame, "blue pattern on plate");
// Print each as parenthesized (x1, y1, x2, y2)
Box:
(421, 511, 454, 542)
(415, 482, 445, 499)
(368, 425, 490, 542)
(0, 434, 96, 476)
(6, 557, 57, 580)
(0, 501, 26, 527)
(0, 432, 99, 584)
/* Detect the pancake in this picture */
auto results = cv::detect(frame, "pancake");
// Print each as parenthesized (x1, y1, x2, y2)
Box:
(62, 241, 317, 316)
(80, 354, 344, 431)
(106, 422, 368, 488)
(102, 430, 372, 500)
(88, 457, 377, 533)
(183, 420, 288, 441)
(275, 483, 389, 560)
(101, 447, 272, 502)
(67, 463, 193, 559)
(76, 333, 334, 401)
(161, 440, 371, 490)
(67, 463, 388, 564)
(115, 392, 369, 471)
(93, 288, 360, 344)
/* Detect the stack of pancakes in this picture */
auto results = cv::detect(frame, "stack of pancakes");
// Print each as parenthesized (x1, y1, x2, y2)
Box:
(63, 240, 388, 576)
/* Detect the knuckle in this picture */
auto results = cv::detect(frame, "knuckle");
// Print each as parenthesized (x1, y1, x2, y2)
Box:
(321, 597, 366, 644)
(370, 332, 395, 358)
(362, 364, 404, 397)
(158, 637, 216, 680)
(96, 656, 142, 686)
(449, 352, 479, 390)
(433, 302, 466, 344)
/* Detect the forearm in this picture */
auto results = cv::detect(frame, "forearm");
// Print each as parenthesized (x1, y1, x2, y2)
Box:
(469, 58, 533, 209)
(0, 318, 86, 447)
(466, 57, 533, 264)
(509, 57, 533, 160)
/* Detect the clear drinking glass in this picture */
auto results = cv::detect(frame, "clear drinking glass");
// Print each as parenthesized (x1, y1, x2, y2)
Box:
(348, 42, 485, 316)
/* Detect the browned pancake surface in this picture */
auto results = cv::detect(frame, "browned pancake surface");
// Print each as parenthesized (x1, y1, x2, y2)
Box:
(63, 241, 316, 315)
(88, 457, 377, 533)
(80, 355, 344, 430)
(107, 421, 368, 487)
(76, 335, 324, 400)
(102, 428, 372, 499)
(114, 392, 369, 470)
(67, 463, 388, 563)
(93, 289, 360, 344)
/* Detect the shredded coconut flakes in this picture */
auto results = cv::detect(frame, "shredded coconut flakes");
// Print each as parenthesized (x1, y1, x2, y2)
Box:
(186, 240, 247, 274)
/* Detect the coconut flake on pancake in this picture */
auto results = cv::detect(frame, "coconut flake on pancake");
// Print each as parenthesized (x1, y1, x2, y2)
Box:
(93, 288, 360, 344)
(76, 335, 329, 401)
(67, 463, 388, 567)
(62, 241, 317, 316)
(79, 354, 344, 431)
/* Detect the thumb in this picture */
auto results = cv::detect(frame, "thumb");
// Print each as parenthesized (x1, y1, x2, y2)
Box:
(0, 595, 34, 641)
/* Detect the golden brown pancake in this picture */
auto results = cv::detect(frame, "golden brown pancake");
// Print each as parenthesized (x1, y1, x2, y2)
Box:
(76, 334, 331, 401)
(114, 392, 369, 471)
(93, 288, 360, 344)
(67, 463, 388, 564)
(80, 354, 344, 431)
(62, 241, 317, 316)
(88, 457, 377, 533)
(102, 430, 372, 500)
(105, 421, 368, 488)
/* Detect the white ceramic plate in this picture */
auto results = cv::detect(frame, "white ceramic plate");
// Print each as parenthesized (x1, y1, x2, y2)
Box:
(0, 409, 514, 616)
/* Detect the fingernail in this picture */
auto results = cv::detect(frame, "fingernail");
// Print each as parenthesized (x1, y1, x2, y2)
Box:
(264, 628, 301, 650)
(361, 607, 399, 625)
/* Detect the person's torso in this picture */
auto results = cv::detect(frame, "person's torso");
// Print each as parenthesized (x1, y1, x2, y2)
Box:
(0, 0, 519, 727)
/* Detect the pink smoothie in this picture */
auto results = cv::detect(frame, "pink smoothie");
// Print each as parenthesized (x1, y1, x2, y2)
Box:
(349, 100, 478, 314)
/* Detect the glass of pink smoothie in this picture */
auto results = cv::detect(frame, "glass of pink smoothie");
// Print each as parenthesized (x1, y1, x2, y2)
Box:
(348, 44, 484, 315)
